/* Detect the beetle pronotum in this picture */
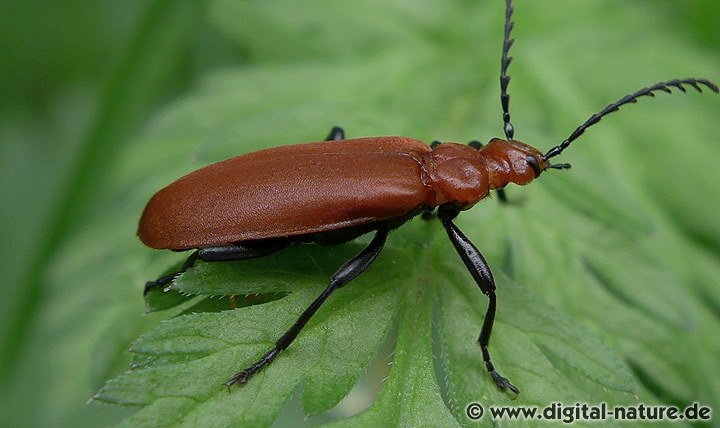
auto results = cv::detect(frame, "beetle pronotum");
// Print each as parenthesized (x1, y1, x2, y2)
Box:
(139, 0, 717, 394)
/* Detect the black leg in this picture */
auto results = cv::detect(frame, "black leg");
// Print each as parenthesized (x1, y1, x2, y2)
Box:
(143, 241, 290, 295)
(325, 126, 345, 141)
(438, 207, 518, 395)
(226, 227, 389, 388)
(197, 242, 290, 261)
(143, 251, 199, 295)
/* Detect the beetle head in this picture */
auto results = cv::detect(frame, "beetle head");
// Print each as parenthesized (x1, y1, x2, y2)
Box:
(479, 138, 569, 186)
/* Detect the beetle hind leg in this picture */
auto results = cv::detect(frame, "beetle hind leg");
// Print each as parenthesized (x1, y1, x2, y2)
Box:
(226, 227, 389, 389)
(143, 251, 199, 295)
(143, 242, 290, 295)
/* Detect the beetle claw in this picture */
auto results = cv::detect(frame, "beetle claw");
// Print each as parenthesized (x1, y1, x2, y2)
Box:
(491, 371, 520, 397)
(226, 370, 251, 391)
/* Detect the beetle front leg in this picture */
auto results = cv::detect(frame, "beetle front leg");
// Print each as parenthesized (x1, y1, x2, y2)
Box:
(226, 227, 389, 389)
(438, 207, 519, 395)
(325, 126, 345, 141)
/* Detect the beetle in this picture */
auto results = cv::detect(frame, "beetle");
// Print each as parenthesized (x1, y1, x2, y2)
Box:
(139, 0, 718, 395)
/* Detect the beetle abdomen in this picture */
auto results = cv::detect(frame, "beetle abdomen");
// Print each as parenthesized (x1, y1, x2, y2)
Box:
(138, 137, 435, 250)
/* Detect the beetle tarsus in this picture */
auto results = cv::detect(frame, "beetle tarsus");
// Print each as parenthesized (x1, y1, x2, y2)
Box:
(143, 274, 176, 295)
(227, 347, 281, 389)
(491, 370, 519, 396)
(226, 370, 251, 389)
(143, 251, 200, 295)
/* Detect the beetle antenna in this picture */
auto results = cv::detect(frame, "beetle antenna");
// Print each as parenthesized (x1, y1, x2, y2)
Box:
(500, 0, 515, 140)
(544, 78, 719, 160)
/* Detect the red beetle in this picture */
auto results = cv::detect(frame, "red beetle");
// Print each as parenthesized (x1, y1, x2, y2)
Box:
(139, 0, 718, 394)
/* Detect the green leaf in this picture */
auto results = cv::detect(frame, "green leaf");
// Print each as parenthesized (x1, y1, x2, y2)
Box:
(99, 0, 720, 424)
(97, 244, 407, 426)
(3, 1, 719, 427)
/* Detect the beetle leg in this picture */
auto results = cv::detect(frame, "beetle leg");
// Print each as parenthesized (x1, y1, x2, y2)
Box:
(420, 209, 437, 221)
(196, 242, 290, 261)
(143, 242, 290, 295)
(325, 126, 345, 141)
(438, 208, 519, 395)
(226, 227, 389, 389)
(143, 251, 199, 295)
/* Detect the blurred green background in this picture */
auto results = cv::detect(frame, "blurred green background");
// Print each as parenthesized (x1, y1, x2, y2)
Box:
(1, 0, 718, 426)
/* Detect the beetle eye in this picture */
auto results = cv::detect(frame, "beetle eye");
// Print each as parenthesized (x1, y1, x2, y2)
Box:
(526, 155, 541, 177)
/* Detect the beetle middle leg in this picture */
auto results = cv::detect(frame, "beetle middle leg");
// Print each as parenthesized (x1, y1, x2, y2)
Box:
(438, 206, 518, 395)
(226, 227, 389, 389)
(143, 241, 290, 295)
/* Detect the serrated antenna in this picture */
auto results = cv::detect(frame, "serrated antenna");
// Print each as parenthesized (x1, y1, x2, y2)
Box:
(544, 78, 719, 159)
(500, 0, 515, 140)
